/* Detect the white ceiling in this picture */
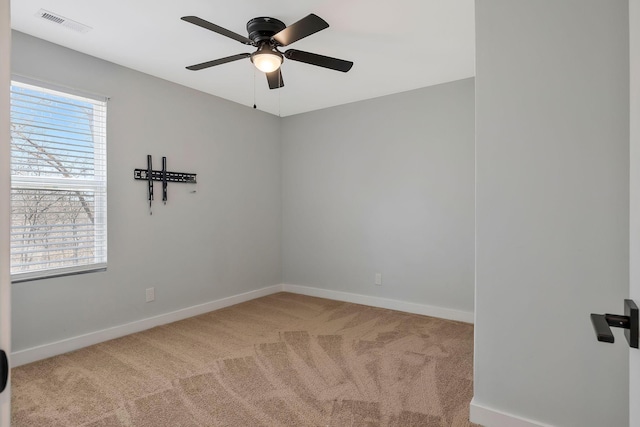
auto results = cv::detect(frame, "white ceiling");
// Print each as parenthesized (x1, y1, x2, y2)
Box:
(10, 0, 475, 117)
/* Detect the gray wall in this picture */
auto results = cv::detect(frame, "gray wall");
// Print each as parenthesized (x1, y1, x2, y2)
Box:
(281, 79, 475, 313)
(475, 1, 629, 426)
(11, 31, 282, 352)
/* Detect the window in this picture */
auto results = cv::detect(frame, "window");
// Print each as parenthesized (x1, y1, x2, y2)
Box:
(10, 79, 107, 282)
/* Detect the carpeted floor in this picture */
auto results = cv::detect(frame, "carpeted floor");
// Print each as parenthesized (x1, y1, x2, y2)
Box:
(11, 292, 478, 426)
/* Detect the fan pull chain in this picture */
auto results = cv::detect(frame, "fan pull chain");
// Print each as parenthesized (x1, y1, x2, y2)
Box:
(253, 68, 257, 109)
(278, 71, 281, 117)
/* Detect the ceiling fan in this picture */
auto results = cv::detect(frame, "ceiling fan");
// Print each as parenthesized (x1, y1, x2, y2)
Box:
(181, 14, 354, 89)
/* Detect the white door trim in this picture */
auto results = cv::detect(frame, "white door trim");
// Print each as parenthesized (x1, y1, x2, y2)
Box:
(0, 0, 12, 425)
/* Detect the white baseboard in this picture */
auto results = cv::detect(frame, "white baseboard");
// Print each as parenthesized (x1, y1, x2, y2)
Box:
(11, 284, 282, 367)
(281, 284, 474, 324)
(469, 398, 552, 427)
(12, 283, 474, 367)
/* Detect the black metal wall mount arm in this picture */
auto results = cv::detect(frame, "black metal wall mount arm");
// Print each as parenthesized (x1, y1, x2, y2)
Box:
(590, 299, 638, 348)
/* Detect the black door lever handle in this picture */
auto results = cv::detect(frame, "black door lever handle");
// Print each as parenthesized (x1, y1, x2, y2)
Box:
(0, 349, 7, 393)
(591, 313, 615, 343)
(590, 299, 638, 349)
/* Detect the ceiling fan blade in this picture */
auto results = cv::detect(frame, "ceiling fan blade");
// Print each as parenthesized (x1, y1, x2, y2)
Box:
(181, 16, 254, 45)
(266, 70, 284, 89)
(284, 49, 353, 72)
(186, 53, 251, 70)
(272, 14, 329, 46)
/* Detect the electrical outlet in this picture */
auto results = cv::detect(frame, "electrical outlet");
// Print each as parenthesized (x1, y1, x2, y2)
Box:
(375, 273, 382, 286)
(146, 287, 155, 302)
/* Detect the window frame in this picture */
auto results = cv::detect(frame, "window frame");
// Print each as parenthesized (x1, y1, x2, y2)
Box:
(9, 76, 108, 283)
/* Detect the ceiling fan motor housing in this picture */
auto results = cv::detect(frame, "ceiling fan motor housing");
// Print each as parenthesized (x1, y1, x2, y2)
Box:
(247, 17, 286, 44)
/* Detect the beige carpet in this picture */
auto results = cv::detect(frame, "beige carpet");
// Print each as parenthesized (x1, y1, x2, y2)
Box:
(11, 292, 478, 426)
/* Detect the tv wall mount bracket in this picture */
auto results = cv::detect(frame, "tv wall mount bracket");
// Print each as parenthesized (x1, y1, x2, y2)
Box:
(134, 155, 197, 213)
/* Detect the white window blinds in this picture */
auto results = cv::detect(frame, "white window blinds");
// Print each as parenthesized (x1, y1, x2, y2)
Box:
(10, 80, 107, 281)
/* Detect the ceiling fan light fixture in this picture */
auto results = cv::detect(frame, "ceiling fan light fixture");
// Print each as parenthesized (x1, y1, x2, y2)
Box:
(251, 45, 283, 73)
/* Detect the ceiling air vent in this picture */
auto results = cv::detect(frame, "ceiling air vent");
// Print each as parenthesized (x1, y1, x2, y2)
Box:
(35, 9, 92, 34)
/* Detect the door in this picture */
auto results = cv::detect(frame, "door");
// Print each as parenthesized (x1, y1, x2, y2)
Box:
(631, 1, 640, 426)
(632, 2, 640, 426)
(0, 0, 11, 425)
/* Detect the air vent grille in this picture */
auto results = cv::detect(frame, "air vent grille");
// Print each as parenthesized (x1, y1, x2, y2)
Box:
(41, 12, 64, 24)
(35, 9, 92, 34)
